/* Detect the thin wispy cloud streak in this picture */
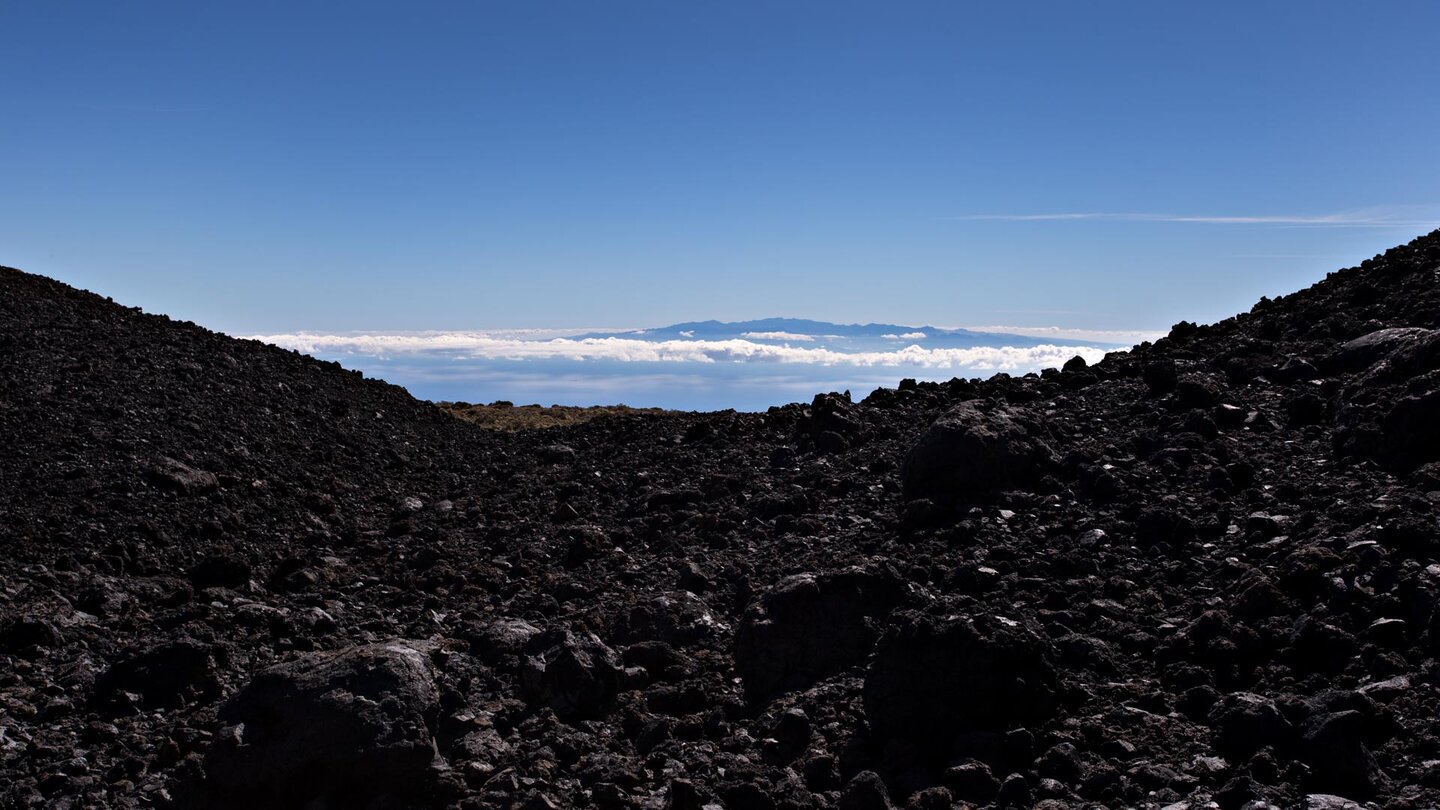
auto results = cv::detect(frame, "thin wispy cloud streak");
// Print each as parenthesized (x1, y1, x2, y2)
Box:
(246, 332, 1112, 371)
(949, 208, 1439, 229)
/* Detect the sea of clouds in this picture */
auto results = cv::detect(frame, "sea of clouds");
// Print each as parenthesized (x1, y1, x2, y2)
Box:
(244, 329, 1141, 411)
(249, 332, 1116, 369)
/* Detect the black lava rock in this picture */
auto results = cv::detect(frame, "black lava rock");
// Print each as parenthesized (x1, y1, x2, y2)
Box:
(520, 630, 624, 719)
(201, 641, 441, 808)
(901, 402, 1055, 500)
(734, 566, 908, 700)
(862, 611, 1060, 748)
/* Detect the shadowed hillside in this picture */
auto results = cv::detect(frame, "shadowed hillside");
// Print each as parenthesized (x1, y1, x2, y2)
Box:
(3, 231, 1440, 808)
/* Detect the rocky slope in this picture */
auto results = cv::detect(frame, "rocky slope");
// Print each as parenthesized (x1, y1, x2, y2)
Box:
(438, 402, 674, 432)
(3, 231, 1440, 809)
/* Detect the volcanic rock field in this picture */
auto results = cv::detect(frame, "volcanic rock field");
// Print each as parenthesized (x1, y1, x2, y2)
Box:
(5, 231, 1440, 809)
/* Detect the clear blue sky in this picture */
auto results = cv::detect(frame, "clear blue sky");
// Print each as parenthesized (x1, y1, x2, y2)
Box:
(3, 2, 1438, 334)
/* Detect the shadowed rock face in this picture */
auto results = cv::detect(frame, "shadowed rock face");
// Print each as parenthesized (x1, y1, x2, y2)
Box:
(519, 630, 624, 719)
(734, 566, 909, 700)
(6, 231, 1440, 808)
(1335, 326, 1440, 470)
(862, 612, 1060, 747)
(1329, 326, 1433, 373)
(901, 402, 1056, 499)
(203, 641, 441, 808)
(94, 638, 222, 712)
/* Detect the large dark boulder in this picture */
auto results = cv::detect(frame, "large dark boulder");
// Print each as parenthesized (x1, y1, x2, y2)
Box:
(1207, 692, 1295, 759)
(144, 456, 219, 494)
(1378, 389, 1440, 470)
(465, 617, 544, 667)
(901, 402, 1055, 500)
(188, 552, 253, 590)
(1143, 360, 1180, 395)
(800, 391, 865, 453)
(611, 590, 727, 647)
(1302, 710, 1386, 798)
(1329, 327, 1433, 373)
(837, 770, 892, 810)
(1366, 328, 1440, 381)
(520, 629, 624, 719)
(734, 567, 908, 701)
(0, 616, 64, 657)
(95, 638, 221, 711)
(1332, 326, 1440, 470)
(200, 640, 442, 808)
(862, 611, 1060, 749)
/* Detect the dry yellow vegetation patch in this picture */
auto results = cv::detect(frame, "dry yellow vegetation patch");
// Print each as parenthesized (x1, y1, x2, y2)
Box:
(436, 400, 673, 431)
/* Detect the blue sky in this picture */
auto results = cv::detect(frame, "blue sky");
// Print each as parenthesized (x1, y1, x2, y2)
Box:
(3, 2, 1438, 336)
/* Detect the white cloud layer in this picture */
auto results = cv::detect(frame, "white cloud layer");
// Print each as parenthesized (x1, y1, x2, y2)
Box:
(246, 331, 1113, 370)
(740, 331, 816, 342)
(882, 331, 928, 340)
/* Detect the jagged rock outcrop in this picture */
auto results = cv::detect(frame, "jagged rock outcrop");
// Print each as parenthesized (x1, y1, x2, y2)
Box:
(862, 612, 1060, 747)
(901, 401, 1055, 499)
(734, 566, 909, 700)
(200, 641, 442, 808)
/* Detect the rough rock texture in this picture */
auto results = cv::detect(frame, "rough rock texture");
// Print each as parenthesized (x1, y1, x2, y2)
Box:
(6, 231, 1440, 807)
(201, 640, 441, 807)
(519, 630, 624, 719)
(1329, 327, 1434, 373)
(900, 401, 1055, 499)
(733, 566, 908, 700)
(94, 638, 222, 712)
(862, 611, 1060, 747)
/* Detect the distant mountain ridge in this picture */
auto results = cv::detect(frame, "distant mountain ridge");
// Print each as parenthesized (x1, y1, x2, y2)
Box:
(569, 317, 1121, 351)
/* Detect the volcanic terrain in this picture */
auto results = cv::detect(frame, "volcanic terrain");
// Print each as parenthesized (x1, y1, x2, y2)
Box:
(5, 231, 1440, 809)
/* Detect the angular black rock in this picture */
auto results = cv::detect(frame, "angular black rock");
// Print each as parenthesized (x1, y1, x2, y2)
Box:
(520, 629, 625, 719)
(901, 401, 1056, 499)
(202, 640, 441, 808)
(733, 566, 908, 700)
(862, 611, 1060, 747)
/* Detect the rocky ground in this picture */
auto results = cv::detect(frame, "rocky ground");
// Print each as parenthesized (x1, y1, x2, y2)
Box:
(437, 402, 674, 432)
(3, 231, 1440, 809)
